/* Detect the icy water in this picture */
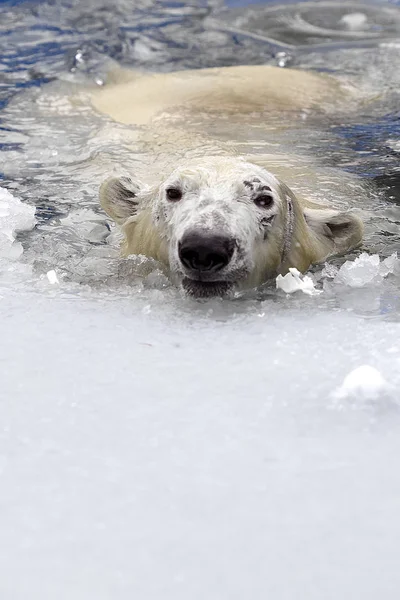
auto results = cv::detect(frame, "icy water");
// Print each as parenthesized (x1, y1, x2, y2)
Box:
(1, 1, 400, 598)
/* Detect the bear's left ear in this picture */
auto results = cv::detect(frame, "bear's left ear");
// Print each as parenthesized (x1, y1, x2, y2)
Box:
(100, 176, 141, 224)
(304, 207, 364, 254)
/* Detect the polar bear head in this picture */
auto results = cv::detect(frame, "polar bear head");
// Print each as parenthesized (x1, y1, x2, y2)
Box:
(100, 156, 363, 297)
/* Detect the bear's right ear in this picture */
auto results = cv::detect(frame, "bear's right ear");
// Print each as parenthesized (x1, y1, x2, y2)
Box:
(99, 176, 141, 224)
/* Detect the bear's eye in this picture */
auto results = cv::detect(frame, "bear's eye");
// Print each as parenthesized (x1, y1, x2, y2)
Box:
(254, 194, 274, 209)
(166, 187, 182, 202)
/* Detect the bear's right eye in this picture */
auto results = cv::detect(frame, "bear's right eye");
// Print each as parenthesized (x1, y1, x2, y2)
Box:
(166, 187, 182, 202)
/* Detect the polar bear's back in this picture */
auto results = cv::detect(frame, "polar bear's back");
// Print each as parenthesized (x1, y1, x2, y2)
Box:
(91, 65, 347, 126)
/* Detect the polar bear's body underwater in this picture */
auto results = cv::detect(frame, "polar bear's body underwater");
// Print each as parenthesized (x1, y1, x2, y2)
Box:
(93, 65, 363, 297)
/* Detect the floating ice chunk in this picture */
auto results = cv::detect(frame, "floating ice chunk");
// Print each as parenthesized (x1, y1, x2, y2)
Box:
(46, 270, 60, 285)
(333, 365, 392, 401)
(334, 252, 398, 288)
(340, 12, 368, 31)
(0, 187, 36, 259)
(276, 267, 321, 295)
(335, 253, 379, 287)
(379, 252, 398, 277)
(275, 51, 292, 68)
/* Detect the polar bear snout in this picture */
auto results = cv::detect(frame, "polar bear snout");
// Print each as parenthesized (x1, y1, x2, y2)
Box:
(178, 232, 236, 275)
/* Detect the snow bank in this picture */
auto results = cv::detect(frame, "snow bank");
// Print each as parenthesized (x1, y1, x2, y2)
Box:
(0, 187, 36, 259)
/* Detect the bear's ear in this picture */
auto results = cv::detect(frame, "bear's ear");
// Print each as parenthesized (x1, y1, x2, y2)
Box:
(100, 176, 141, 224)
(304, 207, 363, 254)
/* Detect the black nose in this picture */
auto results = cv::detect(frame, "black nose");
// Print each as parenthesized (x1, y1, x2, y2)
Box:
(179, 232, 236, 273)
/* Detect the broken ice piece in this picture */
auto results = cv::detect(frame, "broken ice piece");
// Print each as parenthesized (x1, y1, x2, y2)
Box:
(334, 252, 399, 287)
(340, 12, 368, 30)
(379, 252, 398, 277)
(335, 253, 380, 287)
(46, 270, 60, 285)
(276, 268, 322, 295)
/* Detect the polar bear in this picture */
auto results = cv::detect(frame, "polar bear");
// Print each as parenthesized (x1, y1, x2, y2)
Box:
(93, 65, 363, 297)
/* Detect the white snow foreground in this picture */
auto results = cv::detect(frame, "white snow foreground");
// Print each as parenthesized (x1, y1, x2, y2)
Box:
(0, 187, 36, 259)
(1, 292, 400, 600)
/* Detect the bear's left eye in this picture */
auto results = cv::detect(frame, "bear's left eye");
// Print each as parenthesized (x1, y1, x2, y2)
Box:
(166, 187, 182, 201)
(254, 194, 274, 209)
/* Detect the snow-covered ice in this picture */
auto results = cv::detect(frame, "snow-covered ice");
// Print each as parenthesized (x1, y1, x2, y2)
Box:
(1, 288, 400, 600)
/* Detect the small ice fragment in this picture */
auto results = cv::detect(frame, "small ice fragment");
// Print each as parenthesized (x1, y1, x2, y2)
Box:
(275, 51, 291, 68)
(333, 365, 391, 401)
(321, 262, 338, 279)
(46, 270, 59, 285)
(340, 12, 367, 31)
(379, 252, 398, 277)
(386, 139, 400, 153)
(75, 50, 84, 64)
(276, 268, 321, 295)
